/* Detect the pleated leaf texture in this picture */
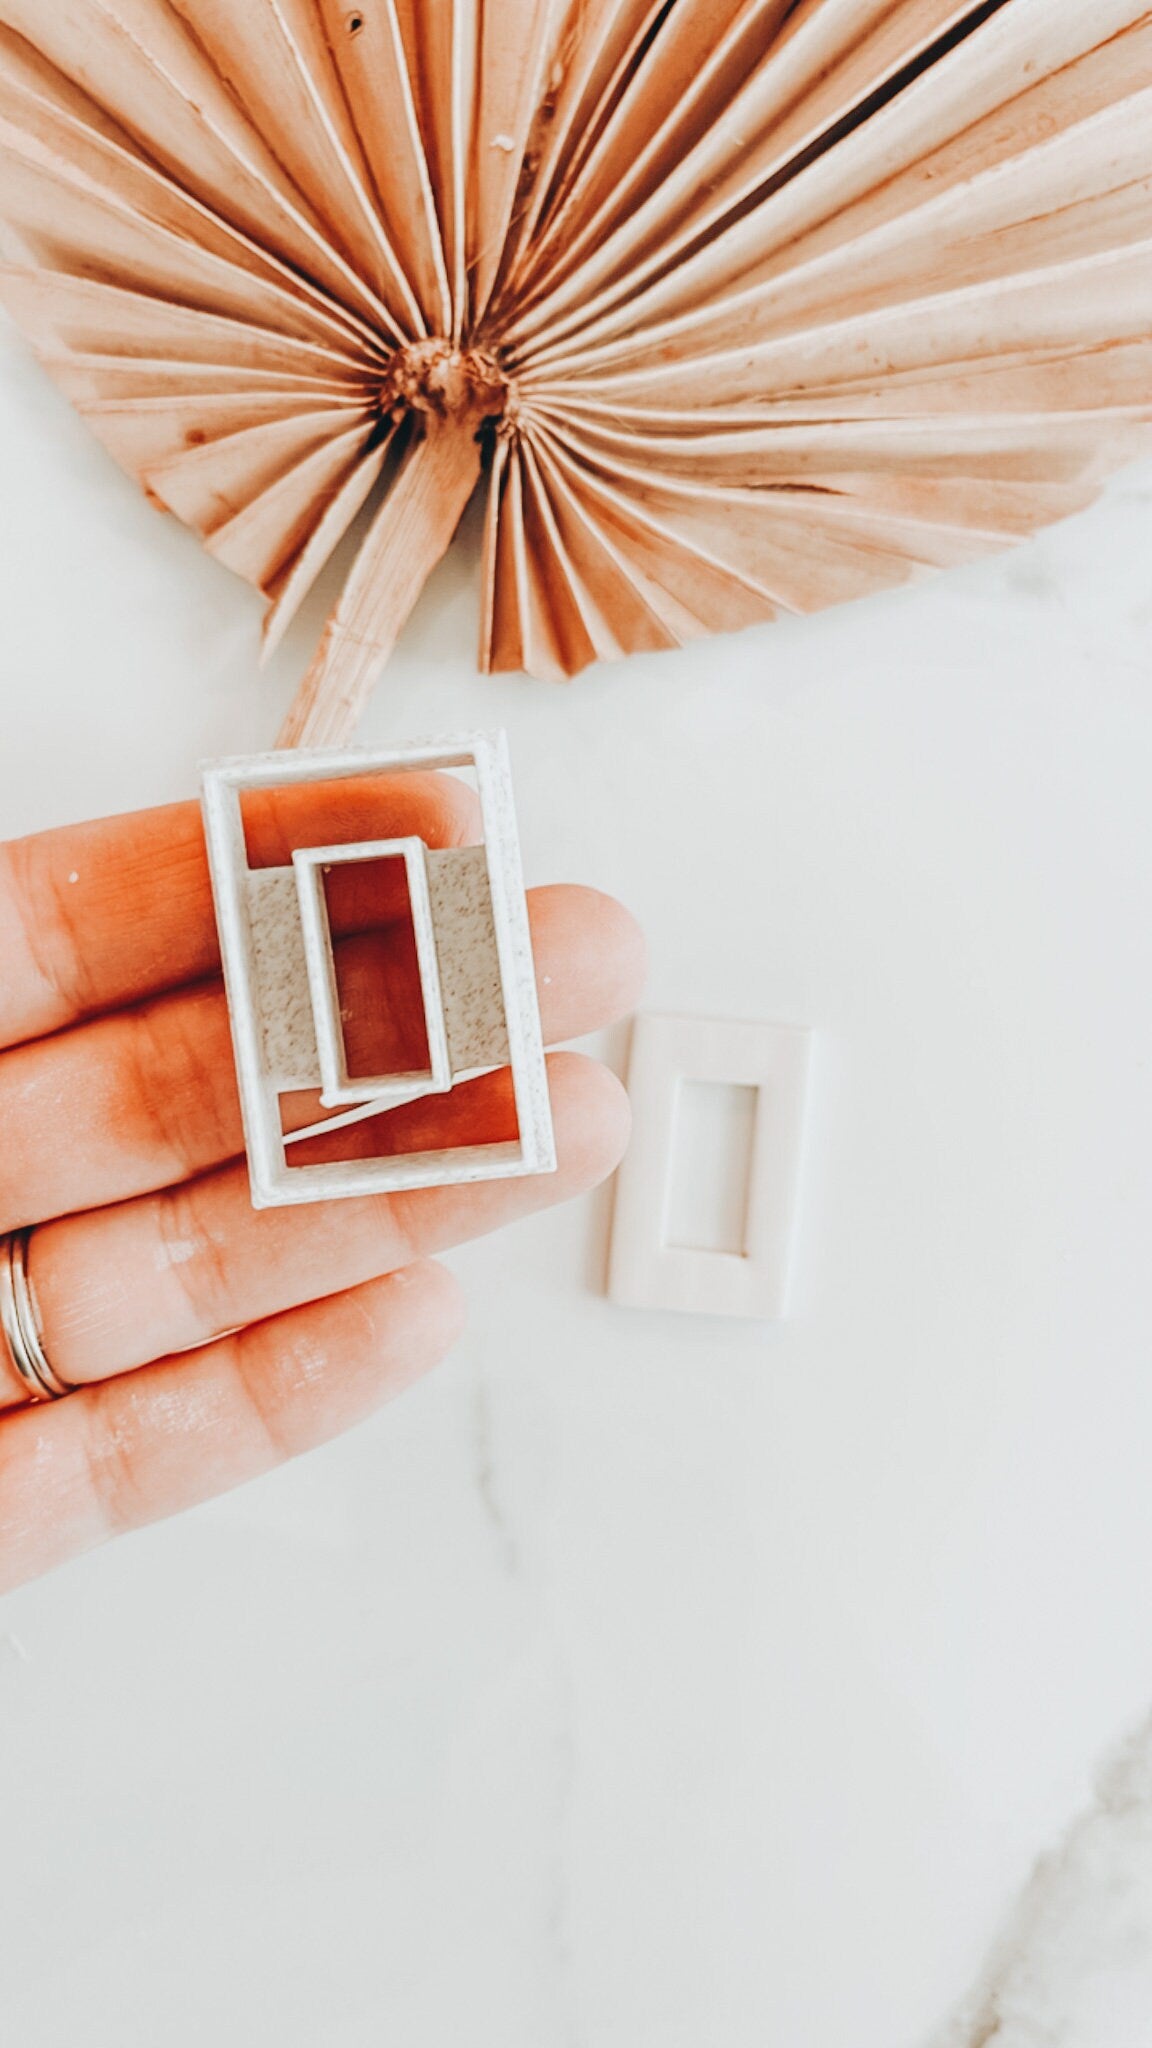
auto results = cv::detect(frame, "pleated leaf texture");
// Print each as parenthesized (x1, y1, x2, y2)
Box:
(1, 1, 1150, 745)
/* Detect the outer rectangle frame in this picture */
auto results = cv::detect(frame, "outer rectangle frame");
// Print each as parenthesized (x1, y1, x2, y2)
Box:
(608, 1013, 813, 1320)
(201, 732, 556, 1208)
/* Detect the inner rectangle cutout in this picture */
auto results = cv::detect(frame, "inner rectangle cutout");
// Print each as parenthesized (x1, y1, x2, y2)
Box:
(293, 836, 450, 1109)
(325, 855, 431, 1082)
(664, 1080, 759, 1256)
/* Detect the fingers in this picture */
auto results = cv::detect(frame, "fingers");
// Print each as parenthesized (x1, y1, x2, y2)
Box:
(0, 771, 481, 1051)
(12, 1055, 628, 1397)
(0, 884, 646, 1231)
(0, 1259, 465, 1594)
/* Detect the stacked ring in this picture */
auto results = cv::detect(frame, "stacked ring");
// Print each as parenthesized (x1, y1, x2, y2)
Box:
(0, 1228, 70, 1403)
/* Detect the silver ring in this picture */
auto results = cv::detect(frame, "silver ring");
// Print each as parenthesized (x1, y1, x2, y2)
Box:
(0, 1228, 70, 1402)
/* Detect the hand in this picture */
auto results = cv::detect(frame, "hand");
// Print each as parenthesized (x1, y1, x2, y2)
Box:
(0, 773, 644, 1591)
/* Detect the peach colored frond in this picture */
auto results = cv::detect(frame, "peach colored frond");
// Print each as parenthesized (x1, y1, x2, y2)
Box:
(1, 0, 1149, 744)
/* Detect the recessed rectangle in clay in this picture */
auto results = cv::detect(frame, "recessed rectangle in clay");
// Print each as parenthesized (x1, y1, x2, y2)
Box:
(664, 1079, 760, 1256)
(609, 1014, 812, 1320)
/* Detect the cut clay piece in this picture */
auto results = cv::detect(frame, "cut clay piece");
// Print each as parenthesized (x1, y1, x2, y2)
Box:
(609, 1013, 812, 1320)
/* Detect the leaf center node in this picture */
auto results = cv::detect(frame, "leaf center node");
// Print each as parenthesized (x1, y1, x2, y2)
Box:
(381, 340, 509, 426)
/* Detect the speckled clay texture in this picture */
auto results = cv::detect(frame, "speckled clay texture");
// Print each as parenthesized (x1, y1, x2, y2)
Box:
(427, 846, 510, 1074)
(247, 868, 322, 1091)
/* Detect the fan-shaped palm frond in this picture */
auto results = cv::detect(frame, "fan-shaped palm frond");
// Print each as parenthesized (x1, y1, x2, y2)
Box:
(1, 0, 1149, 743)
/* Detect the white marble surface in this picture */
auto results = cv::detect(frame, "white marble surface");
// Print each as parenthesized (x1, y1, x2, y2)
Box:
(2, 315, 1152, 2047)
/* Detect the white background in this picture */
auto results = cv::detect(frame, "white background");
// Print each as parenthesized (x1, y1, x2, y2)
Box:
(2, 316, 1152, 2047)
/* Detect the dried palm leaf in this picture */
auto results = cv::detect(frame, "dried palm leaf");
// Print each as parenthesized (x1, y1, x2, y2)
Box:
(0, 0, 1149, 746)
